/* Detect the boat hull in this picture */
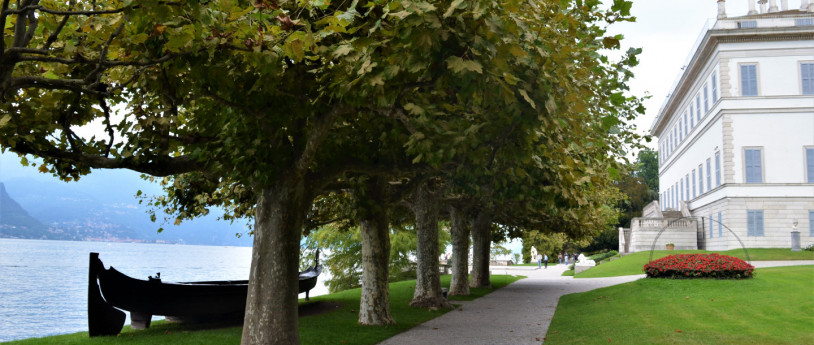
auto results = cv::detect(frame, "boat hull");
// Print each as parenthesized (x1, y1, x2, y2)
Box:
(88, 252, 321, 336)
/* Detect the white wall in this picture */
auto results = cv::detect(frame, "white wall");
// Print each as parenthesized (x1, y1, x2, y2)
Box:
(731, 112, 814, 183)
(725, 52, 814, 97)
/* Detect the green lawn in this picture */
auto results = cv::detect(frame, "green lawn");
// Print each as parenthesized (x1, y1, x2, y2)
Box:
(3, 274, 524, 345)
(574, 248, 814, 278)
(545, 265, 814, 345)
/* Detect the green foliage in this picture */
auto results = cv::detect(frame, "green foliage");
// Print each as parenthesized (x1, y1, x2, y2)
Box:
(546, 266, 814, 345)
(634, 147, 660, 197)
(490, 241, 512, 261)
(303, 224, 450, 293)
(588, 250, 619, 264)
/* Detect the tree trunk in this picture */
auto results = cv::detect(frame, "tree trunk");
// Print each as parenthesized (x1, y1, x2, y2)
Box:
(447, 204, 470, 296)
(241, 177, 310, 345)
(469, 209, 492, 288)
(409, 182, 452, 309)
(357, 178, 396, 325)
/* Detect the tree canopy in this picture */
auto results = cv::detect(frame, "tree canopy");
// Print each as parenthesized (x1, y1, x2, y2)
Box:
(2, 0, 643, 343)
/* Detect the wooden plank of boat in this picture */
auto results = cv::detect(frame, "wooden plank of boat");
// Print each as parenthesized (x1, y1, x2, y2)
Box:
(88, 252, 322, 336)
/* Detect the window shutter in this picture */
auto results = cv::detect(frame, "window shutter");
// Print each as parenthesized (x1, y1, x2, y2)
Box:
(806, 148, 814, 183)
(741, 65, 757, 96)
(745, 149, 762, 183)
(747, 211, 755, 236)
(756, 211, 764, 236)
(803, 64, 813, 95)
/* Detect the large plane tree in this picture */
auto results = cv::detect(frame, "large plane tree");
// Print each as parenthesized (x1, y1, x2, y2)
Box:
(1, 0, 640, 344)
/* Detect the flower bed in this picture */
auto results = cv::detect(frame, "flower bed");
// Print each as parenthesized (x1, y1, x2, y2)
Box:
(643, 253, 754, 279)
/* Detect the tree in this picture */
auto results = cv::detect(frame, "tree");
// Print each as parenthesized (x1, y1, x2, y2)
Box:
(635, 148, 659, 197)
(2, 1, 641, 343)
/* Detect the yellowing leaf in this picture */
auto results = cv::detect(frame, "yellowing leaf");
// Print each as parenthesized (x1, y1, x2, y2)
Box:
(444, 0, 465, 18)
(0, 115, 10, 128)
(38, 165, 49, 173)
(518, 89, 536, 109)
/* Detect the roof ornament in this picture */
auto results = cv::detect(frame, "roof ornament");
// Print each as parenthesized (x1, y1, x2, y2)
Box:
(748, 0, 758, 15)
(718, 0, 727, 19)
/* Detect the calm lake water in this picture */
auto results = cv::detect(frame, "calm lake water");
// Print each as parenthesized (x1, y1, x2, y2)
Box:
(0, 239, 329, 342)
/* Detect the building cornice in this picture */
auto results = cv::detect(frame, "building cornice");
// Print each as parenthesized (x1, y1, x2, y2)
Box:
(650, 25, 814, 137)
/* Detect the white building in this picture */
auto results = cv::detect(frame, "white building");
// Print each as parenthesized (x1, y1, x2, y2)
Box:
(631, 0, 814, 252)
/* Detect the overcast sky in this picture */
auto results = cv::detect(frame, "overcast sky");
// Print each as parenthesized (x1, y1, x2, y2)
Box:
(612, 0, 756, 150)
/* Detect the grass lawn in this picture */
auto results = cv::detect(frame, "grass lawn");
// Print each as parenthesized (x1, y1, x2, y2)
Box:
(3, 274, 524, 345)
(545, 265, 814, 345)
(574, 248, 814, 278)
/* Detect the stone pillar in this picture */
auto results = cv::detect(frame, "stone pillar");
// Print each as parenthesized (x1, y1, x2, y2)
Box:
(781, 0, 788, 11)
(802, 0, 811, 11)
(718, 0, 727, 19)
(791, 231, 801, 251)
(759, 0, 767, 13)
(748, 0, 757, 14)
(768, 0, 778, 12)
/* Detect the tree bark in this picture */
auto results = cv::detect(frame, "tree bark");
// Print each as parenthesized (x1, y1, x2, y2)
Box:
(357, 177, 396, 325)
(408, 182, 452, 309)
(241, 177, 310, 345)
(447, 204, 470, 296)
(469, 209, 492, 288)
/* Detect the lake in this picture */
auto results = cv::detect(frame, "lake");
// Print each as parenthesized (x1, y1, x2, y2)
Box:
(0, 239, 329, 342)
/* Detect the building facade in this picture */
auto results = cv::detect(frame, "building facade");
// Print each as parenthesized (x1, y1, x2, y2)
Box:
(647, 0, 814, 251)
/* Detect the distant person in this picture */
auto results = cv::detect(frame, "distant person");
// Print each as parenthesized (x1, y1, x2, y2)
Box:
(572, 253, 578, 264)
(558, 253, 563, 264)
(537, 253, 543, 269)
(564, 252, 569, 265)
(544, 254, 549, 269)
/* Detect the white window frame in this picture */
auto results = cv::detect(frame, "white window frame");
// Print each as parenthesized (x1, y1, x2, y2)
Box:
(692, 169, 697, 198)
(715, 151, 721, 187)
(712, 72, 718, 102)
(698, 164, 704, 194)
(706, 158, 712, 192)
(703, 84, 709, 113)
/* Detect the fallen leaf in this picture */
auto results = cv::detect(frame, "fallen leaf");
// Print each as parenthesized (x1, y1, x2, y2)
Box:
(164, 330, 171, 335)
(458, 308, 463, 311)
(552, 331, 558, 334)
(685, 296, 689, 299)
(433, 328, 438, 330)
(675, 329, 683, 333)
(341, 341, 346, 344)
(608, 339, 612, 342)
(536, 338, 541, 341)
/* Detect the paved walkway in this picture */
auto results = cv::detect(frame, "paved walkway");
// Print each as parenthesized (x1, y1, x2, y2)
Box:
(378, 260, 814, 345)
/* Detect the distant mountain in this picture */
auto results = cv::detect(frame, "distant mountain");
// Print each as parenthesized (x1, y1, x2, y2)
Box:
(0, 152, 253, 246)
(0, 182, 51, 239)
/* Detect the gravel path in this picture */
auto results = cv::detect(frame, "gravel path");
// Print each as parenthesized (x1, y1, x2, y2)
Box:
(377, 260, 814, 345)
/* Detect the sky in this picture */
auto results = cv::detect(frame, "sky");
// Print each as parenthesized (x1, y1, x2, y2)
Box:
(610, 0, 752, 151)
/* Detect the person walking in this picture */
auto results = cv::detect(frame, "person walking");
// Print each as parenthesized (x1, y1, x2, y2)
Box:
(564, 252, 569, 265)
(537, 253, 543, 269)
(544, 253, 549, 269)
(557, 253, 563, 264)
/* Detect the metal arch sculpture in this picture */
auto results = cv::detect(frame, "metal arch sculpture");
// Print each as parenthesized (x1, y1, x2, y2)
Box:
(648, 216, 751, 264)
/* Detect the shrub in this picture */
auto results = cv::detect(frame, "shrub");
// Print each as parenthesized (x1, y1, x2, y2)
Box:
(589, 250, 619, 263)
(805, 244, 814, 252)
(643, 253, 754, 279)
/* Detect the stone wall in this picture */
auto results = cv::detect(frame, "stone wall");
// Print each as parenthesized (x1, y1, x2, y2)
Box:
(628, 217, 699, 253)
(691, 197, 814, 250)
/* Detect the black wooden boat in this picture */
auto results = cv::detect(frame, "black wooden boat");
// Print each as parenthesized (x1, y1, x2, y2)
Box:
(88, 252, 322, 336)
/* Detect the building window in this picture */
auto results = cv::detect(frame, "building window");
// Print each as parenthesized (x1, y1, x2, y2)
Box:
(698, 164, 704, 193)
(685, 174, 690, 201)
(806, 147, 814, 183)
(802, 63, 814, 95)
(679, 119, 683, 141)
(689, 110, 694, 129)
(718, 212, 723, 237)
(744, 148, 763, 183)
(684, 112, 688, 136)
(703, 84, 709, 113)
(747, 210, 764, 236)
(715, 152, 721, 187)
(738, 20, 757, 28)
(692, 170, 697, 198)
(696, 95, 701, 120)
(809, 211, 813, 237)
(709, 214, 714, 238)
(706, 158, 712, 191)
(673, 127, 677, 150)
(712, 72, 718, 102)
(741, 64, 758, 96)
(680, 179, 685, 201)
(796, 18, 814, 26)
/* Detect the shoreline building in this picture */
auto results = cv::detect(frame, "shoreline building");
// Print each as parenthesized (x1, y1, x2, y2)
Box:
(621, 0, 814, 253)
